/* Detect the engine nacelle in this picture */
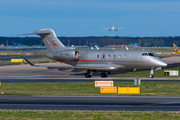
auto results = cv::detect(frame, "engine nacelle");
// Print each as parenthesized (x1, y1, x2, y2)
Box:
(53, 50, 80, 60)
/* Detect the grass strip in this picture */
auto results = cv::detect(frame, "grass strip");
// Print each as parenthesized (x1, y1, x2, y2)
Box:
(0, 58, 57, 66)
(0, 110, 180, 120)
(111, 66, 180, 78)
(0, 82, 180, 96)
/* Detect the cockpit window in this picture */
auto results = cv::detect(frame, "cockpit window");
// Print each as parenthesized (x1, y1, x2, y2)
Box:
(142, 53, 158, 57)
(142, 53, 148, 56)
(148, 53, 157, 57)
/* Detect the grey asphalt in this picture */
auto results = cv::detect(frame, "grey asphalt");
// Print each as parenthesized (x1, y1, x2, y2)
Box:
(0, 95, 180, 111)
(1, 77, 180, 83)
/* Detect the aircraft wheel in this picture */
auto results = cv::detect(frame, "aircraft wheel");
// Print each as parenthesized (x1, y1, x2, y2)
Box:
(85, 73, 92, 78)
(101, 73, 108, 78)
(149, 74, 154, 78)
(88, 75, 92, 78)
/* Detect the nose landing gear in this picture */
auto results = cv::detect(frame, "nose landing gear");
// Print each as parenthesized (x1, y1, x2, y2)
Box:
(149, 69, 154, 78)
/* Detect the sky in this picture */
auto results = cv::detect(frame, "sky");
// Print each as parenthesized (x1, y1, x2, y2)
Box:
(0, 0, 180, 37)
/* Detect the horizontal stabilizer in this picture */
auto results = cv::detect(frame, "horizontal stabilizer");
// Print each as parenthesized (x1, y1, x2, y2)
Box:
(16, 33, 36, 36)
(16, 29, 52, 36)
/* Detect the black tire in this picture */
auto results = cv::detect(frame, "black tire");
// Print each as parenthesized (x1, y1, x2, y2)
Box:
(149, 75, 154, 78)
(101, 73, 108, 78)
(85, 73, 92, 78)
(88, 75, 92, 78)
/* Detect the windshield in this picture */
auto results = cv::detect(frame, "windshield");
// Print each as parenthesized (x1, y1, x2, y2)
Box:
(142, 53, 158, 57)
(148, 53, 158, 57)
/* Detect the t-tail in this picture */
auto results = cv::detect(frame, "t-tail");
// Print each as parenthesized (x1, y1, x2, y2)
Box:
(18, 28, 71, 53)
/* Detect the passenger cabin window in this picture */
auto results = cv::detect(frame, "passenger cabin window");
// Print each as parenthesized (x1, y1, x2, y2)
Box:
(108, 55, 110, 59)
(97, 55, 99, 59)
(118, 55, 121, 59)
(124, 55, 126, 59)
(114, 55, 116, 59)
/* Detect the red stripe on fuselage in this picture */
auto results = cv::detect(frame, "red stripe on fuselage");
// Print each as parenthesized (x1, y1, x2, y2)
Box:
(105, 60, 152, 63)
(55, 59, 152, 63)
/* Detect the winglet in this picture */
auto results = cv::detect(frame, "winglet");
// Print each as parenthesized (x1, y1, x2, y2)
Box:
(21, 56, 35, 66)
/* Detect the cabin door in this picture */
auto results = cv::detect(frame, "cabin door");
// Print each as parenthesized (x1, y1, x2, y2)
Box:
(101, 53, 106, 62)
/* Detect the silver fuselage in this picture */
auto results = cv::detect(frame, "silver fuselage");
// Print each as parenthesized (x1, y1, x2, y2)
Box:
(49, 49, 167, 71)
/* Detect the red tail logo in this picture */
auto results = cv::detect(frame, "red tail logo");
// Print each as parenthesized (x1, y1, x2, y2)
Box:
(50, 41, 60, 47)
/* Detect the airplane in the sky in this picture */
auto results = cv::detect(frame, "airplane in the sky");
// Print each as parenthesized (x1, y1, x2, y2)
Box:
(19, 28, 167, 78)
(103, 24, 124, 31)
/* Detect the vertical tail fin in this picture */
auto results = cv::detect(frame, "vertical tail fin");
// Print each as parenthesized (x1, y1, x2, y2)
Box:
(17, 28, 72, 53)
(34, 28, 69, 53)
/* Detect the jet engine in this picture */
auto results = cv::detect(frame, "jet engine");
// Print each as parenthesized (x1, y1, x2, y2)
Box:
(52, 50, 80, 60)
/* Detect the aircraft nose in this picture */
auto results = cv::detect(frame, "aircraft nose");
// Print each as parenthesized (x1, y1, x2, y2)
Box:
(159, 61, 167, 67)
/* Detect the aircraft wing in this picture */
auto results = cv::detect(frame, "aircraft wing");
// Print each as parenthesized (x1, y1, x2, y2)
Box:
(22, 56, 125, 71)
(115, 28, 124, 29)
(21, 56, 73, 69)
(103, 28, 111, 29)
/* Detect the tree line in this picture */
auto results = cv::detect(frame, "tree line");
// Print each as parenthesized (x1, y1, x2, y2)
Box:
(0, 36, 180, 47)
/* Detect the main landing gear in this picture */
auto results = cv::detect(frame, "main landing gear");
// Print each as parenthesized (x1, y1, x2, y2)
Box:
(85, 70, 109, 78)
(101, 72, 108, 78)
(149, 69, 154, 78)
(85, 70, 92, 78)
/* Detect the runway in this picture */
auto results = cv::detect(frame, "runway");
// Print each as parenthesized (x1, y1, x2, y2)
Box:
(0, 95, 180, 111)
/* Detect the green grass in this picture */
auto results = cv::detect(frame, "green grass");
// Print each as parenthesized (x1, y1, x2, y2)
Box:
(158, 54, 180, 58)
(0, 50, 48, 55)
(26, 58, 56, 63)
(1, 82, 180, 96)
(0, 58, 57, 66)
(103, 46, 173, 52)
(0, 110, 179, 120)
(111, 66, 180, 78)
(130, 47, 173, 52)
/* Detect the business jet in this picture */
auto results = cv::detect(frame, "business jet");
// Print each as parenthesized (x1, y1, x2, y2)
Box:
(19, 28, 167, 78)
(103, 24, 124, 31)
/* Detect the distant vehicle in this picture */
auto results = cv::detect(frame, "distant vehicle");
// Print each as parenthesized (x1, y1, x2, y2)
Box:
(103, 24, 124, 31)
(172, 43, 180, 54)
(19, 28, 167, 78)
